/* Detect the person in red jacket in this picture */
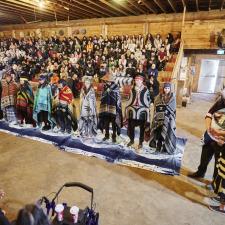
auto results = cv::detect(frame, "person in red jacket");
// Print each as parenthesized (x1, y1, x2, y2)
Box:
(55, 79, 77, 134)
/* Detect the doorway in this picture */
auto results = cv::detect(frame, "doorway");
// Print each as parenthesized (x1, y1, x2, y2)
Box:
(197, 59, 220, 93)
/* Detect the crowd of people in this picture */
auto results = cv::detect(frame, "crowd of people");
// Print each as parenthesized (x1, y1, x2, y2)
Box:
(0, 33, 180, 85)
(0, 33, 179, 153)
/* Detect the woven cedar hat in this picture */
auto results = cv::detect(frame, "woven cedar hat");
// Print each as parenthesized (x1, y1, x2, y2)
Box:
(101, 72, 115, 82)
(82, 75, 93, 83)
(50, 74, 59, 84)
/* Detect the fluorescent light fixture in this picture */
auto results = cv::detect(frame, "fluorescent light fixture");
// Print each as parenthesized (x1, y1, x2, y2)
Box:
(63, 6, 69, 11)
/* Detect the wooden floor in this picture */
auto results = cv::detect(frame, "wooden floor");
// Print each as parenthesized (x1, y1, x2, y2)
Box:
(0, 93, 224, 225)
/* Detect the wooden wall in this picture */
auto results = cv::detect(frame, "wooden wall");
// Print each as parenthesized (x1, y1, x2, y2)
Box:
(0, 9, 225, 49)
(182, 20, 225, 49)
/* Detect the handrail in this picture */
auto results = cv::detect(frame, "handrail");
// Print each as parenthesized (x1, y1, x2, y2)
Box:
(171, 40, 184, 93)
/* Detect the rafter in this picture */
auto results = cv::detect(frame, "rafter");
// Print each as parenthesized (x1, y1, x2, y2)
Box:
(221, 0, 225, 10)
(142, 0, 157, 14)
(115, 1, 140, 16)
(208, 0, 212, 10)
(181, 0, 186, 8)
(4, 0, 68, 19)
(167, 0, 177, 12)
(127, 0, 147, 14)
(196, 0, 199, 11)
(52, 0, 104, 18)
(48, 0, 97, 19)
(0, 4, 66, 21)
(153, 0, 167, 13)
(71, 0, 113, 17)
(99, 0, 129, 16)
(86, 0, 120, 17)
(0, 8, 46, 24)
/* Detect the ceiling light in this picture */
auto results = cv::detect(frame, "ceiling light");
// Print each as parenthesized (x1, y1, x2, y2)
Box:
(63, 6, 69, 11)
(38, 0, 45, 8)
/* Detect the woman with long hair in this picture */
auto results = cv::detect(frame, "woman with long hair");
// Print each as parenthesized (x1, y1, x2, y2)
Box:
(79, 76, 98, 137)
(33, 75, 53, 131)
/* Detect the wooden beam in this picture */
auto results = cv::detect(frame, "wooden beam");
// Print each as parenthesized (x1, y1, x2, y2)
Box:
(99, 0, 129, 16)
(196, 0, 199, 11)
(4, 0, 68, 19)
(153, 0, 167, 13)
(71, 0, 113, 17)
(208, 0, 212, 10)
(181, 0, 186, 8)
(142, 0, 157, 14)
(86, 0, 121, 17)
(0, 4, 63, 21)
(221, 0, 225, 10)
(127, 0, 147, 14)
(20, 16, 27, 23)
(115, 1, 140, 16)
(48, 0, 93, 19)
(167, 0, 177, 12)
(53, 0, 104, 18)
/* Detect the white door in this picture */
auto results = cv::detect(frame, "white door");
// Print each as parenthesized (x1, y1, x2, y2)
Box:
(197, 59, 219, 93)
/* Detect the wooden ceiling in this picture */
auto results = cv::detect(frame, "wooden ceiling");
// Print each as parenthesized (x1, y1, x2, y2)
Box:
(0, 0, 224, 25)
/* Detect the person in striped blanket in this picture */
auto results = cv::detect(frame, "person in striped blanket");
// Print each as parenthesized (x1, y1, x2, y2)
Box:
(1, 70, 18, 124)
(55, 79, 77, 134)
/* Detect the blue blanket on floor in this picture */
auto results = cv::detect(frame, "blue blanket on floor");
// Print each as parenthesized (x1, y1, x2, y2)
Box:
(0, 121, 187, 175)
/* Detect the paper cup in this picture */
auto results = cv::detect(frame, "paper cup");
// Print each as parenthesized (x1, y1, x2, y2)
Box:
(55, 204, 64, 222)
(70, 206, 79, 223)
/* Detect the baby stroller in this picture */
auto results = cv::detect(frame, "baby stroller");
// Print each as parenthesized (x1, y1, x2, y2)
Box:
(38, 182, 99, 225)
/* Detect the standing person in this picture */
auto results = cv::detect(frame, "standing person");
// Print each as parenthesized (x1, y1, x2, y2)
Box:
(146, 75, 159, 103)
(188, 92, 225, 178)
(16, 204, 50, 225)
(79, 76, 98, 137)
(98, 73, 122, 143)
(125, 75, 151, 149)
(202, 107, 225, 213)
(33, 75, 53, 131)
(0, 76, 3, 119)
(55, 79, 77, 134)
(209, 150, 225, 214)
(149, 83, 176, 154)
(147, 63, 158, 79)
(66, 73, 80, 98)
(16, 76, 35, 127)
(1, 71, 18, 124)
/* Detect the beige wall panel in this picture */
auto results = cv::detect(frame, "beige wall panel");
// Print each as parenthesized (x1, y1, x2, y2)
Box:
(74, 25, 102, 37)
(107, 23, 144, 36)
(183, 20, 225, 49)
(148, 22, 182, 37)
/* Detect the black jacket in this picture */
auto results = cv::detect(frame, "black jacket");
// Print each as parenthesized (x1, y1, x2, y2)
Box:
(0, 209, 11, 225)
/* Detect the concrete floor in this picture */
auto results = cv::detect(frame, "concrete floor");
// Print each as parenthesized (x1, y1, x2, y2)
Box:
(0, 93, 224, 225)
